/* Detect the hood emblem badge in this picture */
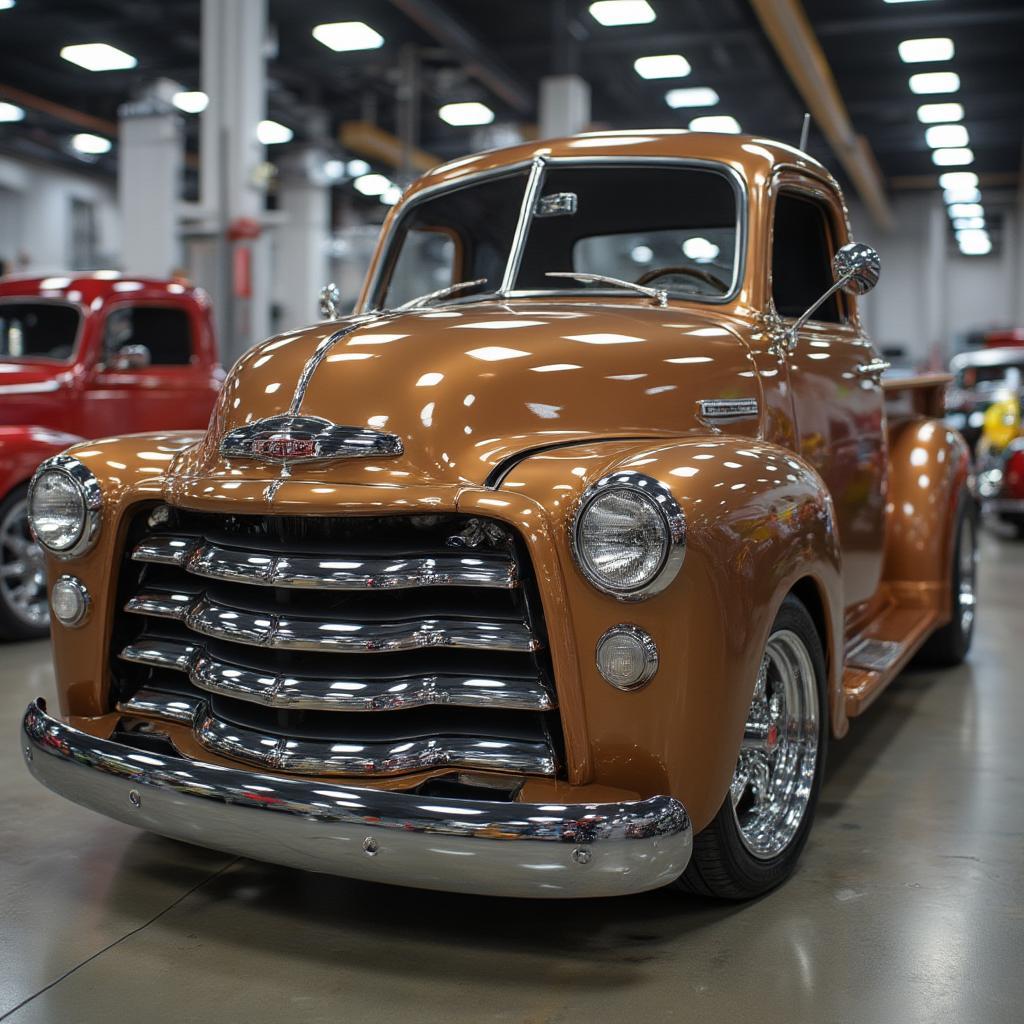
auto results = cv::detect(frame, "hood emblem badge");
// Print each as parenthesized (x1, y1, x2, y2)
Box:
(221, 414, 403, 463)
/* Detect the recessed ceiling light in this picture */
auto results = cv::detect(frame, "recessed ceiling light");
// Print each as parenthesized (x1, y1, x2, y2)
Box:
(957, 229, 991, 255)
(172, 91, 208, 114)
(952, 217, 985, 230)
(71, 133, 112, 155)
(689, 115, 741, 134)
(60, 43, 137, 72)
(634, 54, 691, 79)
(948, 203, 984, 219)
(943, 186, 981, 204)
(909, 71, 960, 94)
(898, 37, 954, 63)
(917, 102, 964, 124)
(439, 101, 494, 126)
(0, 101, 25, 122)
(589, 1, 656, 26)
(932, 147, 973, 166)
(925, 124, 969, 148)
(346, 158, 370, 177)
(257, 119, 293, 145)
(353, 173, 392, 196)
(666, 86, 719, 108)
(312, 21, 384, 52)
(938, 171, 978, 190)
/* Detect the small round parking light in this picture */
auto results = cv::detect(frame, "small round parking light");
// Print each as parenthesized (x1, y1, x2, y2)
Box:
(596, 625, 659, 690)
(51, 575, 90, 627)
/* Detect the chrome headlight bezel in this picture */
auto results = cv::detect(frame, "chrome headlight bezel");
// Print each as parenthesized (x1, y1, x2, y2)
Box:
(570, 471, 685, 601)
(27, 454, 103, 559)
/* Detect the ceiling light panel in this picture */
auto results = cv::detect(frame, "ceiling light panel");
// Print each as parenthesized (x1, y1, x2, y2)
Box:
(257, 120, 293, 145)
(665, 87, 719, 108)
(948, 203, 984, 219)
(354, 173, 393, 196)
(634, 54, 691, 79)
(938, 171, 978, 190)
(71, 133, 112, 154)
(689, 115, 741, 134)
(0, 101, 25, 122)
(917, 102, 963, 123)
(898, 37, 954, 63)
(909, 72, 960, 95)
(172, 91, 208, 114)
(312, 21, 384, 52)
(943, 187, 981, 204)
(60, 43, 137, 71)
(925, 124, 969, 148)
(439, 102, 494, 126)
(932, 147, 973, 166)
(589, 1, 656, 26)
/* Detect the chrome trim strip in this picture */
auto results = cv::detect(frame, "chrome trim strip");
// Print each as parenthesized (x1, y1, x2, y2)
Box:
(28, 454, 104, 560)
(116, 688, 203, 724)
(124, 591, 542, 653)
(499, 155, 546, 297)
(119, 637, 555, 712)
(220, 414, 404, 463)
(696, 397, 760, 424)
(570, 471, 686, 602)
(132, 535, 518, 591)
(195, 709, 557, 778)
(22, 698, 692, 898)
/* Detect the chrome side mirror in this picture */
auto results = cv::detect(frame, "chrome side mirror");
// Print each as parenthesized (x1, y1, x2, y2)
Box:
(110, 344, 151, 370)
(319, 282, 342, 320)
(788, 242, 881, 347)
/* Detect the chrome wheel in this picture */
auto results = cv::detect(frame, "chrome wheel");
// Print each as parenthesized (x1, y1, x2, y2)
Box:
(730, 629, 819, 860)
(958, 511, 977, 636)
(0, 498, 48, 630)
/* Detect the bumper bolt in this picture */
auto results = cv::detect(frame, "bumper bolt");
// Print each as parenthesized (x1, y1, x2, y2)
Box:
(362, 837, 379, 857)
(571, 846, 592, 865)
(128, 789, 142, 809)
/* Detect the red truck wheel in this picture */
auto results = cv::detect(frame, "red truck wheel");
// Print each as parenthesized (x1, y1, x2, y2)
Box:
(0, 485, 49, 641)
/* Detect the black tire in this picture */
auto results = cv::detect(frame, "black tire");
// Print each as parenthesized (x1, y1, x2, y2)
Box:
(915, 492, 978, 667)
(0, 484, 49, 641)
(675, 594, 828, 900)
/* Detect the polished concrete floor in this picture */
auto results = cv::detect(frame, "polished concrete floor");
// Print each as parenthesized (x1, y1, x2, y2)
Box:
(1, 525, 1022, 1024)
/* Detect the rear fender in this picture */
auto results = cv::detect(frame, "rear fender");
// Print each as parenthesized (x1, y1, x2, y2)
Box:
(0, 426, 84, 501)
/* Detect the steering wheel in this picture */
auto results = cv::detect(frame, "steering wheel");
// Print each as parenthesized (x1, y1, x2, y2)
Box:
(635, 265, 729, 293)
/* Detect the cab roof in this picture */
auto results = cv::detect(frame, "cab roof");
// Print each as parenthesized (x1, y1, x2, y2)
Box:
(0, 272, 207, 307)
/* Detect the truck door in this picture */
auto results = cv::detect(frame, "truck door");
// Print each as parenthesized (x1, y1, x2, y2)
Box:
(770, 177, 887, 610)
(83, 301, 214, 438)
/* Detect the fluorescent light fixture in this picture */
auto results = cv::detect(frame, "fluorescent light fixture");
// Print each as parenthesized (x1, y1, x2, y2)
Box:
(898, 37, 954, 63)
(0, 101, 25, 122)
(909, 72, 960, 94)
(71, 133, 112, 155)
(172, 90, 208, 114)
(948, 203, 984, 219)
(634, 54, 691, 79)
(952, 217, 985, 230)
(257, 119, 293, 144)
(943, 187, 981, 204)
(438, 101, 494, 126)
(917, 102, 963, 123)
(665, 86, 719, 108)
(312, 21, 384, 52)
(353, 173, 392, 196)
(939, 171, 978, 190)
(689, 115, 741, 134)
(381, 184, 403, 206)
(346, 159, 370, 177)
(589, 1, 656, 26)
(0, 2, 16, 11)
(957, 229, 991, 255)
(925, 124, 969, 148)
(60, 43, 137, 72)
(932, 147, 973, 166)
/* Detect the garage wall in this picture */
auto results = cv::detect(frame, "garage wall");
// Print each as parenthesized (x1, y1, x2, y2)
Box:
(0, 155, 120, 273)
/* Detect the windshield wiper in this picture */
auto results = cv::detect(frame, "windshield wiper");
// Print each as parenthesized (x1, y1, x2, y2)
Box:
(395, 278, 488, 311)
(544, 272, 667, 308)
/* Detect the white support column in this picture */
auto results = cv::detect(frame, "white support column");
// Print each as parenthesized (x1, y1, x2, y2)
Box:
(199, 0, 269, 364)
(538, 75, 591, 138)
(118, 98, 183, 277)
(275, 149, 331, 329)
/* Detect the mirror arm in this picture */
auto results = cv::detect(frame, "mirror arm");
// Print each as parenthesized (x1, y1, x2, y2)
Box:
(788, 271, 853, 348)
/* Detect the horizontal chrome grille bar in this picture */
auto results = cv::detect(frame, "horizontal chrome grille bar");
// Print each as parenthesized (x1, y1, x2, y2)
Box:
(119, 637, 556, 712)
(124, 590, 541, 654)
(196, 710, 557, 777)
(132, 535, 518, 591)
(116, 688, 203, 724)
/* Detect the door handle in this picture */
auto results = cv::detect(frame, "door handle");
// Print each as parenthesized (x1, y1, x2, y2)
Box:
(855, 359, 890, 379)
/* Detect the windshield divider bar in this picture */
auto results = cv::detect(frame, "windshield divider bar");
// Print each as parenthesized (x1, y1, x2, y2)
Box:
(498, 155, 547, 298)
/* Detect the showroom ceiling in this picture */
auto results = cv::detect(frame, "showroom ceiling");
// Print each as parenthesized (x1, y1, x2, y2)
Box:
(0, 0, 1021, 196)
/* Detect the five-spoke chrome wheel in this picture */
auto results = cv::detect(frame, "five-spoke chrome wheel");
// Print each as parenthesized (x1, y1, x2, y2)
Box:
(730, 629, 820, 860)
(0, 497, 48, 633)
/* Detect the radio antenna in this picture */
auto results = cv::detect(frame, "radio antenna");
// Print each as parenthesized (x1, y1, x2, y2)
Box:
(799, 112, 811, 152)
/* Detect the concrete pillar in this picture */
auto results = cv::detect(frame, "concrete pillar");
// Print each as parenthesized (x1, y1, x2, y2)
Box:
(275, 149, 331, 329)
(924, 198, 948, 365)
(118, 98, 184, 277)
(538, 75, 591, 138)
(200, 0, 270, 363)
(1015, 144, 1024, 326)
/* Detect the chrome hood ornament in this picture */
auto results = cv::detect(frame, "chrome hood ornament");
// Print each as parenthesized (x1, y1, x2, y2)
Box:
(221, 414, 403, 463)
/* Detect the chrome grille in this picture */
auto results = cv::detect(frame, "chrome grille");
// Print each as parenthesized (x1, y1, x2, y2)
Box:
(111, 509, 561, 779)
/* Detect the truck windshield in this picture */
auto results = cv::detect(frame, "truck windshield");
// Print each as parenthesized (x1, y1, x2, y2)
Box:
(0, 302, 81, 362)
(373, 162, 741, 309)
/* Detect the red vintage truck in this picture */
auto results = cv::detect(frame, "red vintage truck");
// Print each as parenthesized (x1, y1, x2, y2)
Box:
(0, 273, 223, 638)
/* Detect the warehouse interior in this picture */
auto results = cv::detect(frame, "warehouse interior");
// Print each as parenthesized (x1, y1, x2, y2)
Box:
(1, 1, 1022, 1021)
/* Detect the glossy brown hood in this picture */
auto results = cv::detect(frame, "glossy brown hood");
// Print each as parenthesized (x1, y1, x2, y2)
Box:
(201, 300, 761, 485)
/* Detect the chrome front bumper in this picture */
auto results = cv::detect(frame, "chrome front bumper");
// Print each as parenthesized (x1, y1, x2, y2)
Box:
(21, 700, 692, 899)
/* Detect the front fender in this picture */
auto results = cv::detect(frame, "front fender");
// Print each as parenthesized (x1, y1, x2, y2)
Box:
(464, 436, 842, 832)
(0, 425, 84, 500)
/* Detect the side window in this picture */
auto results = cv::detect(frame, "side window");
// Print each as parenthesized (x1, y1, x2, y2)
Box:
(771, 192, 841, 323)
(104, 306, 194, 366)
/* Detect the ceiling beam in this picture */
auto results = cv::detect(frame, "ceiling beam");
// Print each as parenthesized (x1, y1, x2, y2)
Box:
(387, 0, 532, 114)
(340, 121, 440, 174)
(748, 0, 893, 230)
(816, 7, 1024, 37)
(0, 83, 118, 137)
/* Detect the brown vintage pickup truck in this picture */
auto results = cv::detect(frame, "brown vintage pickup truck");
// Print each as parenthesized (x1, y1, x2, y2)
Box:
(22, 131, 974, 900)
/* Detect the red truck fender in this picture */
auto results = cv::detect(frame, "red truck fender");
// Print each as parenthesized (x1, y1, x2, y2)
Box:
(0, 425, 84, 502)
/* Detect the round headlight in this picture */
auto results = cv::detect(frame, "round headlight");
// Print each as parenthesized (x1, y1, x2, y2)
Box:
(571, 472, 685, 600)
(28, 456, 102, 557)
